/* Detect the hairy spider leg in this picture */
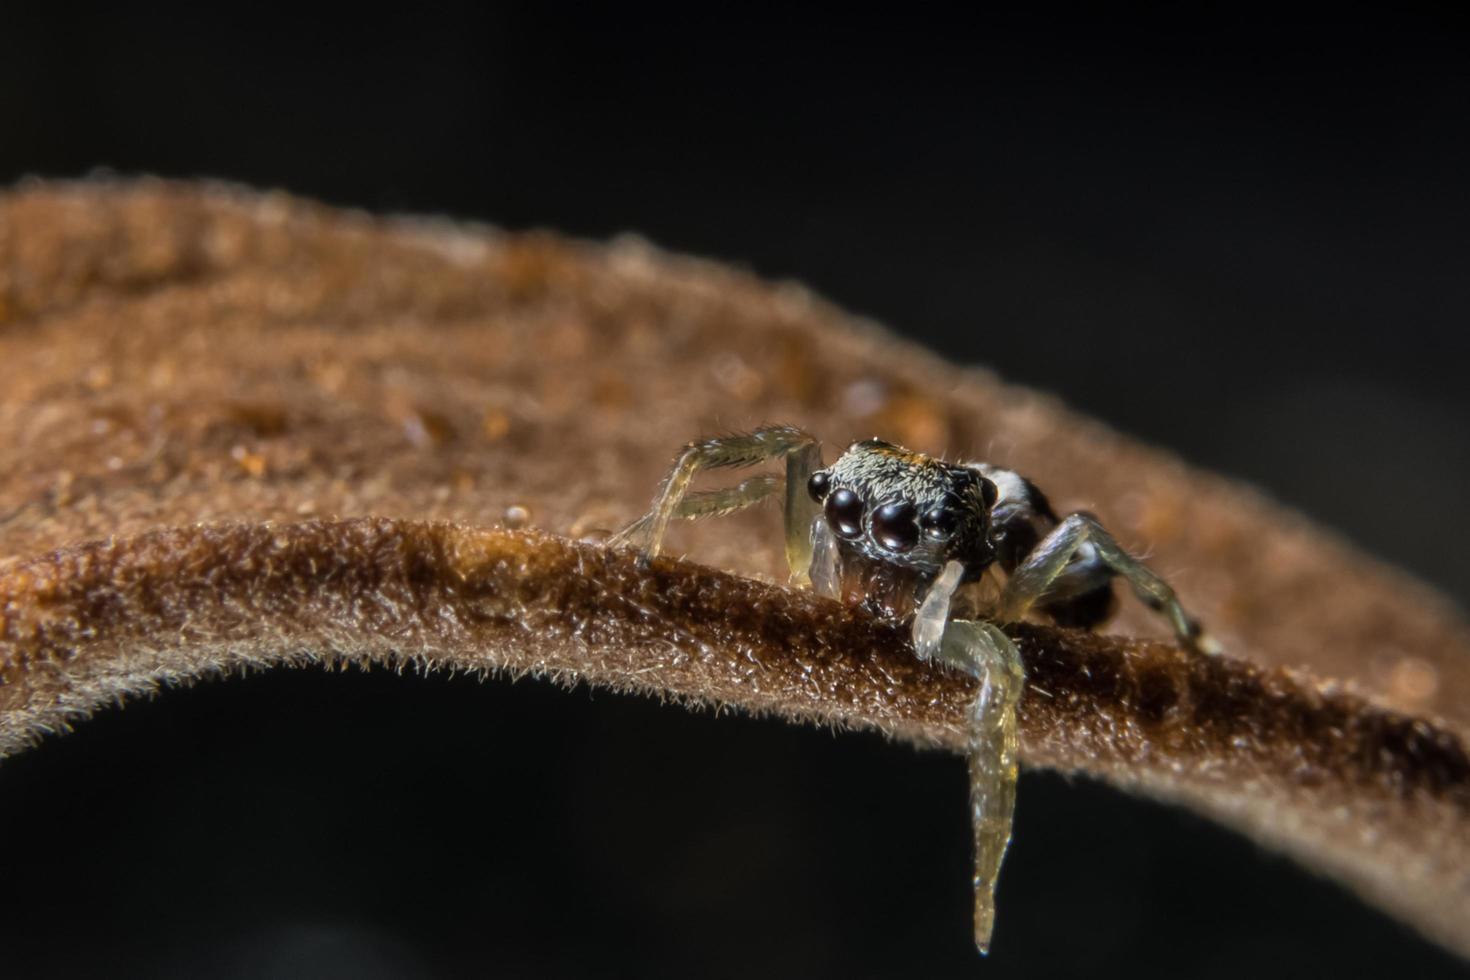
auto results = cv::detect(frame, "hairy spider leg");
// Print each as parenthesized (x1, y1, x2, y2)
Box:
(1028, 539, 1109, 601)
(997, 513, 1220, 654)
(912, 560, 1025, 955)
(615, 475, 781, 535)
(609, 425, 824, 580)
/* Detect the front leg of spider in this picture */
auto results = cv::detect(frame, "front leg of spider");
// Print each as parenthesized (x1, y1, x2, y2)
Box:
(913, 560, 1025, 955)
(808, 517, 841, 599)
(609, 424, 823, 581)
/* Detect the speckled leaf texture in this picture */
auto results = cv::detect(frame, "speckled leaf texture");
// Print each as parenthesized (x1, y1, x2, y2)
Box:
(2, 180, 1468, 956)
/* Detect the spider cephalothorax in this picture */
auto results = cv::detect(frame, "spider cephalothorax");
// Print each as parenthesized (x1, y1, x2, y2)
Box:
(808, 439, 997, 579)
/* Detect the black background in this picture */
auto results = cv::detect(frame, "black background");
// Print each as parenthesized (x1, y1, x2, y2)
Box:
(3, 7, 1469, 978)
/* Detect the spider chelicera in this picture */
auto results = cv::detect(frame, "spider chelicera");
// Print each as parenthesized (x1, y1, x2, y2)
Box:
(611, 424, 1216, 954)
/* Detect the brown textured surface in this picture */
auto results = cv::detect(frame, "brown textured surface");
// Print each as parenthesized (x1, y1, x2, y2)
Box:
(2, 179, 1469, 956)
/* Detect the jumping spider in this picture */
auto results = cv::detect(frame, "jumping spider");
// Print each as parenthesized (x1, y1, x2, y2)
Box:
(611, 425, 1216, 954)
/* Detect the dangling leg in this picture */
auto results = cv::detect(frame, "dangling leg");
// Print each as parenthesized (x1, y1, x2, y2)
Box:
(996, 513, 1220, 654)
(913, 561, 1026, 955)
(953, 620, 1024, 956)
(610, 425, 823, 580)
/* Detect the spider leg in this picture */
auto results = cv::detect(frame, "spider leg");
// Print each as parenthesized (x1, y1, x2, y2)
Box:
(808, 516, 841, 598)
(912, 561, 1026, 956)
(912, 559, 966, 662)
(996, 513, 1219, 654)
(613, 475, 781, 541)
(609, 425, 823, 579)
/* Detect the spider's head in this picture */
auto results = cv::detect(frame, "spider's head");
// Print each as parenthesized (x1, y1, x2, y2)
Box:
(807, 439, 997, 578)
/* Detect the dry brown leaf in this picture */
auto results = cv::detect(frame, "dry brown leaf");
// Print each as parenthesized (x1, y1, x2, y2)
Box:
(2, 179, 1468, 956)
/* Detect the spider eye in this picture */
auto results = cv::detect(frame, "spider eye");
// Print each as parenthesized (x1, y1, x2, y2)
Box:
(872, 500, 918, 552)
(824, 487, 863, 539)
(919, 503, 959, 540)
(980, 478, 998, 509)
(807, 470, 831, 502)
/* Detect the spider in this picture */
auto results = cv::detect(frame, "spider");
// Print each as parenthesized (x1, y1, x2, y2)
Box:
(610, 424, 1216, 954)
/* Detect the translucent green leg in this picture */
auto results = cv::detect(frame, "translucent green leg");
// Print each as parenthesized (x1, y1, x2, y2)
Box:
(609, 426, 823, 581)
(948, 619, 1024, 955)
(912, 560, 966, 662)
(613, 475, 780, 541)
(808, 517, 840, 598)
(997, 513, 1220, 655)
(912, 561, 1026, 955)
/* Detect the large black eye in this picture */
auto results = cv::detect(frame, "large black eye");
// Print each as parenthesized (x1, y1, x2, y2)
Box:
(872, 500, 918, 552)
(920, 502, 959, 540)
(807, 470, 831, 502)
(825, 487, 863, 539)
